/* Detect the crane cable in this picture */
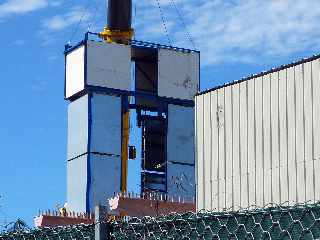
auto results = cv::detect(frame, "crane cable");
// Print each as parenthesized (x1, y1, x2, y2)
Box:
(68, 0, 93, 43)
(169, 0, 196, 49)
(155, 0, 173, 46)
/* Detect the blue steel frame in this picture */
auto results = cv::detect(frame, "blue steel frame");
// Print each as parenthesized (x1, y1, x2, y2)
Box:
(64, 31, 200, 107)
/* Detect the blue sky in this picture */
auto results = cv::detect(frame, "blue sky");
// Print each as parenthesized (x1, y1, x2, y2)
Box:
(1, 0, 320, 228)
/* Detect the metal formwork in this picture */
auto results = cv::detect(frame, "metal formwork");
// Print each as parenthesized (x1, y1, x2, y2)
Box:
(196, 56, 320, 211)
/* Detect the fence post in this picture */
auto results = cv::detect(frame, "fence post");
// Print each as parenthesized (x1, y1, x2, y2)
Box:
(95, 205, 109, 240)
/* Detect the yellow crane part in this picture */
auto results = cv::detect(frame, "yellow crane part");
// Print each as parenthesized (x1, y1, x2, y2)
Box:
(121, 110, 130, 192)
(99, 27, 134, 44)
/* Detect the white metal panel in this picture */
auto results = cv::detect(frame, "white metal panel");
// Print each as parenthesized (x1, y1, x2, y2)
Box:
(224, 86, 233, 209)
(312, 59, 320, 202)
(90, 153, 121, 210)
(86, 41, 131, 91)
(232, 85, 240, 209)
(67, 154, 88, 213)
(158, 49, 199, 100)
(90, 94, 122, 156)
(210, 91, 219, 210)
(247, 80, 256, 206)
(167, 163, 195, 201)
(303, 62, 314, 202)
(67, 94, 88, 160)
(263, 74, 272, 205)
(203, 94, 212, 210)
(196, 95, 204, 209)
(287, 66, 297, 203)
(255, 77, 263, 207)
(66, 46, 85, 99)
(271, 72, 280, 204)
(217, 88, 225, 210)
(167, 105, 195, 165)
(279, 69, 289, 203)
(239, 82, 248, 207)
(295, 64, 306, 202)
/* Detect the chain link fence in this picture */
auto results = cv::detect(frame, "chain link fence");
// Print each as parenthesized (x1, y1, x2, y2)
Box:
(1, 202, 320, 239)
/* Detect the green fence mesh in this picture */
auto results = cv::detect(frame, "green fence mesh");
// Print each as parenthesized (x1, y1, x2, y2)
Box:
(0, 224, 94, 240)
(109, 202, 320, 240)
(1, 202, 320, 239)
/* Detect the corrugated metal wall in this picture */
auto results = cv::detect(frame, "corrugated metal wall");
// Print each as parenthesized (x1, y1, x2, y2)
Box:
(196, 58, 320, 211)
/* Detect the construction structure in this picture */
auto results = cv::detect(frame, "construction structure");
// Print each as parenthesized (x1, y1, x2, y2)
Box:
(196, 55, 320, 211)
(64, 0, 199, 214)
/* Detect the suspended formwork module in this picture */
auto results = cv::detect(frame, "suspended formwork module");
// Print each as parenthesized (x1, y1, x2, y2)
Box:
(196, 55, 320, 211)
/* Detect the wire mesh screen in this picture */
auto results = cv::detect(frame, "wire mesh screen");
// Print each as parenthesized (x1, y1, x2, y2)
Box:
(1, 202, 320, 239)
(109, 202, 320, 239)
(0, 224, 94, 240)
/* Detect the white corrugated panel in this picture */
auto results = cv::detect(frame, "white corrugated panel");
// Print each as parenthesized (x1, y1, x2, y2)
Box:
(202, 94, 212, 210)
(66, 46, 85, 99)
(279, 69, 289, 203)
(196, 95, 204, 210)
(239, 82, 248, 207)
(287, 66, 297, 203)
(210, 91, 219, 210)
(225, 86, 233, 209)
(217, 88, 225, 210)
(295, 64, 306, 202)
(312, 60, 320, 202)
(158, 49, 199, 100)
(86, 41, 131, 91)
(255, 77, 263, 207)
(263, 74, 272, 205)
(196, 57, 320, 211)
(232, 85, 241, 209)
(304, 61, 314, 202)
(247, 80, 255, 206)
(271, 71, 280, 205)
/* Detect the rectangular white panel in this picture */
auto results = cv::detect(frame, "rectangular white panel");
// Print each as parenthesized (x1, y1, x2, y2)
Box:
(195, 95, 204, 209)
(67, 154, 88, 213)
(224, 86, 233, 209)
(90, 153, 121, 210)
(167, 105, 195, 165)
(158, 49, 199, 100)
(287, 66, 297, 203)
(303, 62, 314, 202)
(312, 60, 320, 202)
(255, 77, 263, 207)
(295, 64, 306, 202)
(263, 74, 271, 205)
(86, 41, 131, 91)
(232, 85, 240, 209)
(90, 94, 122, 156)
(217, 88, 225, 210)
(247, 80, 255, 206)
(66, 45, 85, 99)
(67, 94, 88, 160)
(270, 72, 280, 204)
(210, 91, 219, 210)
(239, 82, 248, 208)
(279, 69, 289, 203)
(167, 162, 195, 201)
(202, 95, 212, 210)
